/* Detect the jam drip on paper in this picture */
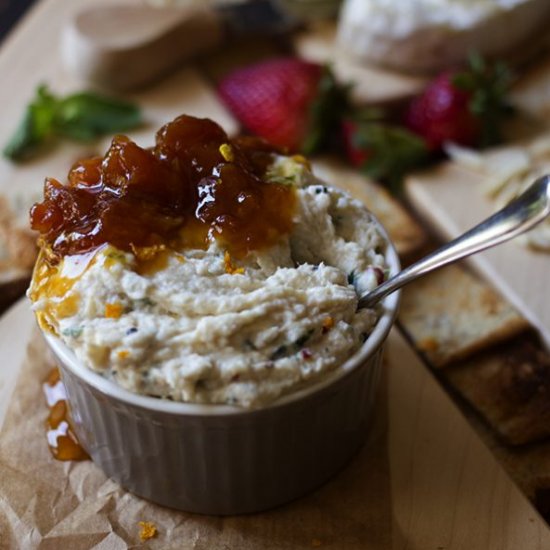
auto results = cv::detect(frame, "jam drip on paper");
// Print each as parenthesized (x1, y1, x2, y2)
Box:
(43, 368, 89, 461)
(30, 115, 296, 262)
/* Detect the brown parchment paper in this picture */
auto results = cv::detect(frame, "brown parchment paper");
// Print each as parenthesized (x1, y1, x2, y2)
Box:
(0, 332, 392, 550)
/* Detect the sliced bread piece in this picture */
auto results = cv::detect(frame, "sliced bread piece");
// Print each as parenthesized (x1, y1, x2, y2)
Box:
(0, 197, 36, 311)
(444, 332, 550, 445)
(399, 264, 530, 368)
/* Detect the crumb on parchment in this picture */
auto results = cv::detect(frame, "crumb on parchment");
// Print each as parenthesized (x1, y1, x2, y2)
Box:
(322, 316, 334, 333)
(138, 521, 158, 541)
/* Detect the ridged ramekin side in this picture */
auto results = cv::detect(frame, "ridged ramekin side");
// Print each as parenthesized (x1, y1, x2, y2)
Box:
(57, 346, 384, 515)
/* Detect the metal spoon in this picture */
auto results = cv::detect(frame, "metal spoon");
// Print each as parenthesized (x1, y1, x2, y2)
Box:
(359, 174, 550, 309)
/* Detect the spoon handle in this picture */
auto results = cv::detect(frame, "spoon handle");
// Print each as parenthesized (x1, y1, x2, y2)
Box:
(359, 174, 550, 309)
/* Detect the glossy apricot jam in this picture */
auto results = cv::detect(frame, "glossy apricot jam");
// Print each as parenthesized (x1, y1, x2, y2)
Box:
(43, 368, 89, 461)
(30, 115, 296, 262)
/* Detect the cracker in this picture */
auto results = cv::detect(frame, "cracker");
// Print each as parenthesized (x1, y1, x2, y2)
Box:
(312, 157, 427, 258)
(398, 264, 530, 367)
(0, 196, 36, 273)
(0, 196, 35, 311)
(444, 332, 550, 445)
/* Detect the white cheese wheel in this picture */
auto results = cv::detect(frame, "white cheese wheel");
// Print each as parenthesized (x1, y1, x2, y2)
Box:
(337, 0, 550, 74)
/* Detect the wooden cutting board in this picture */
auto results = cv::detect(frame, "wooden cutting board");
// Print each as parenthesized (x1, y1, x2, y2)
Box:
(1, 0, 550, 546)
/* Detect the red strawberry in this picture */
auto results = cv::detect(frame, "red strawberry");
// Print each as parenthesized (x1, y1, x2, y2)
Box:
(405, 55, 512, 151)
(405, 71, 480, 150)
(218, 57, 349, 154)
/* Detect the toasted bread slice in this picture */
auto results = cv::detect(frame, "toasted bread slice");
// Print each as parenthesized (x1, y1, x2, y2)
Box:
(444, 332, 550, 445)
(0, 197, 36, 310)
(0, 196, 35, 263)
(312, 157, 427, 259)
(399, 264, 530, 368)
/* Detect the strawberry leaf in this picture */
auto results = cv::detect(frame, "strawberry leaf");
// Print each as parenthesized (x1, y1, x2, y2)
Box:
(302, 65, 351, 155)
(3, 85, 58, 161)
(452, 53, 514, 147)
(352, 122, 429, 193)
(56, 92, 142, 141)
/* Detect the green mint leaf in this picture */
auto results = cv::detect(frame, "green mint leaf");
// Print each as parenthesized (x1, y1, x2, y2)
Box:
(3, 85, 142, 162)
(3, 84, 59, 161)
(56, 92, 142, 141)
(3, 106, 43, 161)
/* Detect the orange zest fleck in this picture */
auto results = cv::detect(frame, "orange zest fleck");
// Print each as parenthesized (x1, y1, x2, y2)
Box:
(291, 154, 311, 169)
(105, 302, 124, 319)
(224, 251, 244, 275)
(219, 143, 234, 162)
(130, 243, 166, 262)
(138, 521, 158, 541)
(117, 350, 129, 359)
(419, 337, 439, 352)
(322, 316, 334, 333)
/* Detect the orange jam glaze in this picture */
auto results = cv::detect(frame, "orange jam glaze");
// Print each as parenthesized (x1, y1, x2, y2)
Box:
(43, 368, 89, 461)
(30, 115, 297, 264)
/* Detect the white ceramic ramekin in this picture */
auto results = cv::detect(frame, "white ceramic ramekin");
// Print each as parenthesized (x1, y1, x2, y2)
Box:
(41, 232, 400, 515)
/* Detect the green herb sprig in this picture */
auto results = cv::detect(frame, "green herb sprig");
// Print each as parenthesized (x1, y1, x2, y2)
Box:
(4, 84, 142, 162)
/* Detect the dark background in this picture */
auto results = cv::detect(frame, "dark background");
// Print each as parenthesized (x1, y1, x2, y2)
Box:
(0, 0, 37, 43)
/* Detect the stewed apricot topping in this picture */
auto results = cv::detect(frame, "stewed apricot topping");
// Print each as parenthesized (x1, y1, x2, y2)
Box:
(30, 115, 296, 261)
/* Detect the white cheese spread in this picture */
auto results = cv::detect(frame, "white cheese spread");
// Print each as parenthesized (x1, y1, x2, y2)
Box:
(30, 157, 388, 407)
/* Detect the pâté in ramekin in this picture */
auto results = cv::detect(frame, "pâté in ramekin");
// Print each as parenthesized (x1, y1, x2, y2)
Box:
(29, 114, 400, 514)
